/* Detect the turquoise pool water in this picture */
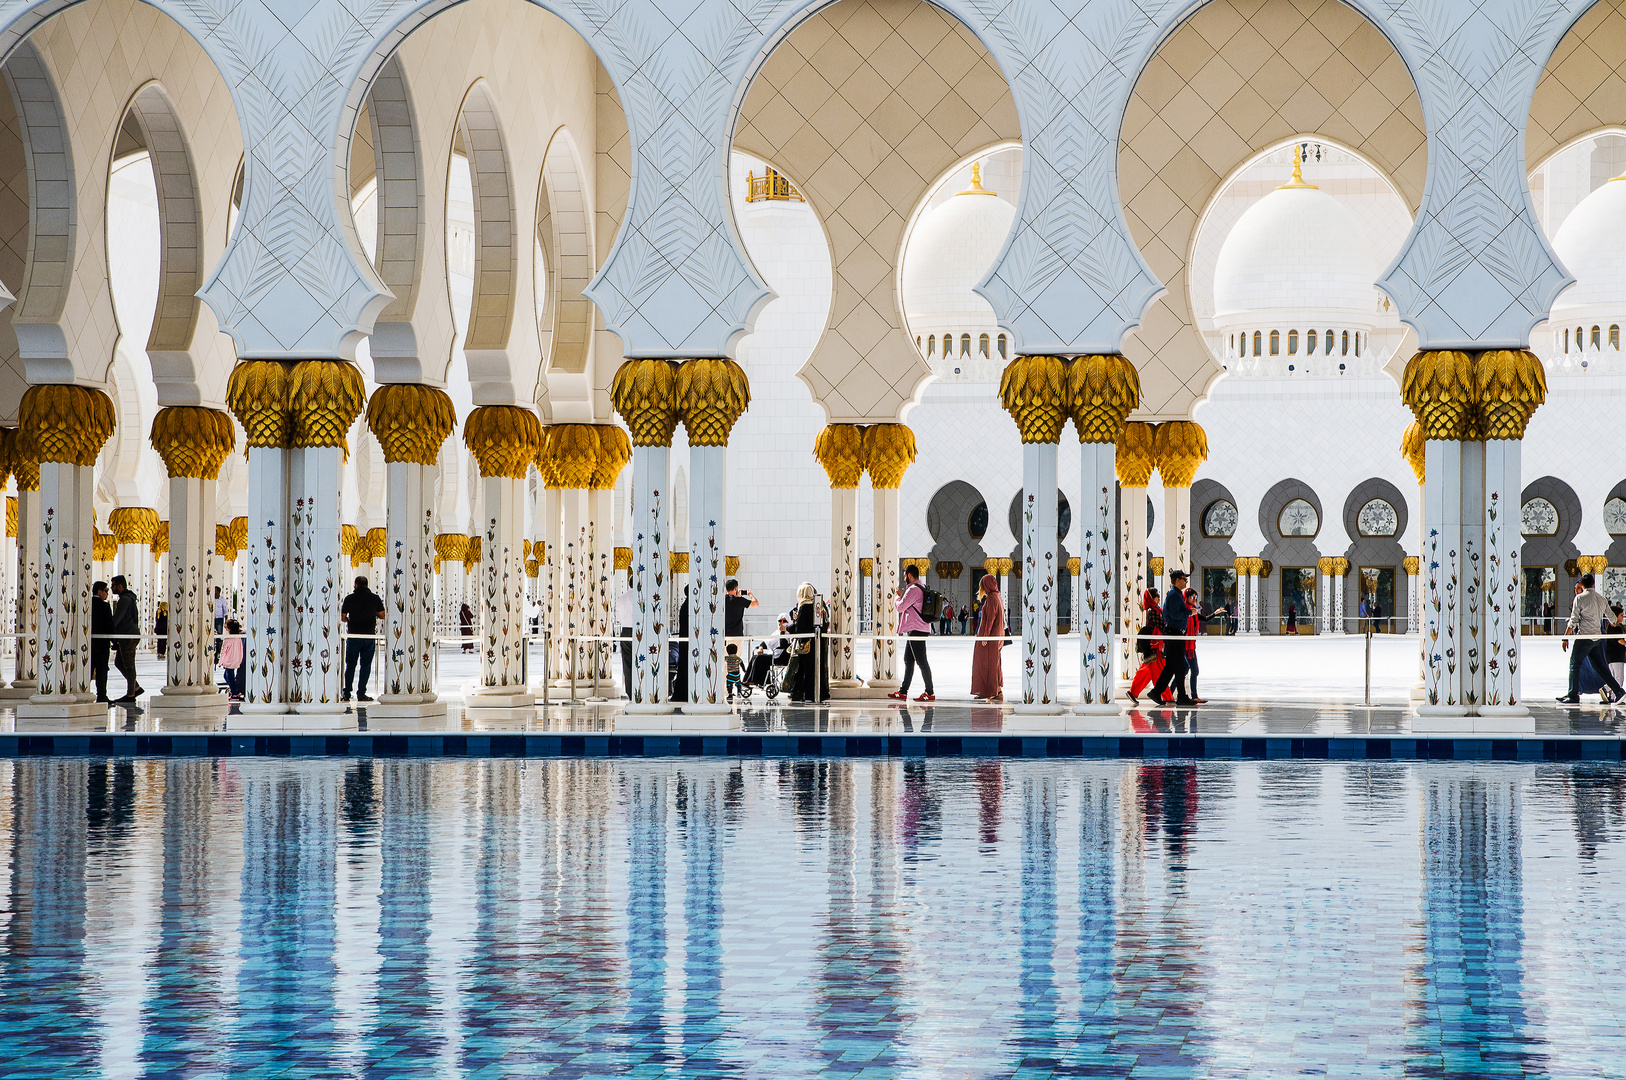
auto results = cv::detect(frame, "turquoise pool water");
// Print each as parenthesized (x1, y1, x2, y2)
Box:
(1, 757, 1623, 1077)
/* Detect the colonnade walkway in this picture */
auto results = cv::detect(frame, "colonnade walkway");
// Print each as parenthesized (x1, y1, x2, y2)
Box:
(0, 637, 1621, 748)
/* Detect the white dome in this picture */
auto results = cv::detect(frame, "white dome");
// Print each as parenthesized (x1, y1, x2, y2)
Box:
(1551, 177, 1626, 317)
(902, 185, 1016, 325)
(1212, 181, 1380, 325)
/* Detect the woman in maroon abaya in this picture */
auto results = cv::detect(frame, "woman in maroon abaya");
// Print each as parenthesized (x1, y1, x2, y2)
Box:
(971, 573, 1005, 702)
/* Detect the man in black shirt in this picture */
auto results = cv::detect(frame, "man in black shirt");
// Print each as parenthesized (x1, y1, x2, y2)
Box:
(724, 578, 758, 639)
(110, 575, 143, 703)
(341, 576, 386, 703)
(91, 581, 113, 703)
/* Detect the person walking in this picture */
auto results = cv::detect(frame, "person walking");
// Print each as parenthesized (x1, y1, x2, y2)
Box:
(110, 575, 143, 703)
(1127, 587, 1165, 705)
(91, 580, 113, 704)
(939, 602, 953, 637)
(1148, 570, 1196, 706)
(154, 602, 169, 660)
(212, 585, 228, 663)
(340, 575, 385, 703)
(785, 583, 818, 702)
(219, 619, 245, 701)
(970, 573, 1004, 702)
(1559, 573, 1625, 704)
(459, 602, 475, 653)
(888, 564, 935, 702)
(959, 604, 970, 635)
(1182, 586, 1208, 705)
(1285, 603, 1299, 635)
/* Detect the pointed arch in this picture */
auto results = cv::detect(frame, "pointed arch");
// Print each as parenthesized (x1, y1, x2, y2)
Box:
(2, 38, 71, 379)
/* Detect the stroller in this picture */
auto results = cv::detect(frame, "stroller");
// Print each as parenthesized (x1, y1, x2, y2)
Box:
(735, 641, 787, 703)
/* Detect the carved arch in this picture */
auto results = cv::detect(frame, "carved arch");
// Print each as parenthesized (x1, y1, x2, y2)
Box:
(1, 38, 70, 378)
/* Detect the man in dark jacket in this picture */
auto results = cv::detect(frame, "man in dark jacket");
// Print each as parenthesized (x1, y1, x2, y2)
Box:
(1149, 570, 1196, 707)
(341, 576, 386, 703)
(91, 581, 113, 703)
(110, 575, 143, 703)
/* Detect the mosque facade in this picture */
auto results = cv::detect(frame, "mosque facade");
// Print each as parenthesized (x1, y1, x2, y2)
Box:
(0, 0, 1621, 721)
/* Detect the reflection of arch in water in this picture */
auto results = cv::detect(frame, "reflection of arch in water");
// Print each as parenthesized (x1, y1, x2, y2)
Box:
(926, 480, 987, 617)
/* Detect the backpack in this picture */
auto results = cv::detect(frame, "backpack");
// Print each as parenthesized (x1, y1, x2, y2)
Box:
(920, 586, 943, 623)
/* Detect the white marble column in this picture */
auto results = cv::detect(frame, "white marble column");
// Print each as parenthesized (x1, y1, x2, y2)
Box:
(287, 445, 345, 713)
(153, 476, 224, 713)
(627, 444, 670, 711)
(686, 445, 728, 711)
(1, 515, 13, 682)
(471, 473, 532, 706)
(1162, 485, 1192, 577)
(557, 486, 591, 690)
(27, 460, 96, 715)
(871, 485, 901, 689)
(1481, 438, 1523, 714)
(1406, 557, 1421, 637)
(1331, 563, 1347, 635)
(590, 487, 616, 695)
(1117, 484, 1148, 682)
(542, 487, 566, 685)
(1017, 442, 1062, 711)
(1245, 564, 1260, 635)
(374, 459, 442, 716)
(829, 485, 860, 687)
(5, 484, 37, 696)
(1318, 561, 1333, 635)
(1419, 438, 1464, 714)
(1075, 440, 1119, 713)
(1458, 440, 1486, 710)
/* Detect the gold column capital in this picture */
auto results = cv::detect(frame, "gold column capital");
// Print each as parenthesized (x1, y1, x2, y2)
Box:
(1245, 556, 1265, 575)
(1153, 421, 1208, 488)
(1067, 354, 1141, 444)
(108, 507, 160, 546)
(364, 527, 385, 559)
(725, 555, 741, 577)
(1233, 557, 1250, 574)
(813, 424, 866, 488)
(610, 359, 680, 447)
(1331, 556, 1350, 575)
(230, 516, 249, 552)
(463, 405, 544, 479)
(1401, 350, 1477, 440)
(859, 557, 874, 575)
(677, 358, 750, 446)
(525, 558, 541, 578)
(1400, 422, 1426, 485)
(670, 551, 690, 574)
(92, 533, 117, 562)
(862, 424, 916, 489)
(150, 406, 236, 479)
(615, 546, 633, 570)
(151, 521, 168, 556)
(545, 423, 600, 488)
(590, 425, 632, 490)
(999, 354, 1069, 443)
(342, 524, 359, 555)
(1065, 557, 1081, 576)
(1474, 348, 1546, 440)
(226, 360, 291, 448)
(214, 524, 236, 559)
(1318, 556, 1336, 575)
(1150, 556, 1165, 578)
(434, 533, 467, 562)
(19, 384, 116, 466)
(1578, 555, 1610, 576)
(5, 496, 15, 539)
(289, 360, 366, 454)
(463, 536, 482, 570)
(1115, 421, 1157, 487)
(1403, 555, 1420, 575)
(366, 383, 457, 465)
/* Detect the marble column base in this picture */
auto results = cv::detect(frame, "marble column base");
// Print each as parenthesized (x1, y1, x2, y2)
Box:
(1072, 702, 1125, 717)
(147, 691, 230, 718)
(0, 684, 36, 700)
(682, 702, 731, 716)
(1011, 703, 1067, 716)
(367, 699, 448, 719)
(622, 701, 676, 715)
(225, 711, 356, 731)
(17, 700, 107, 720)
(465, 687, 536, 709)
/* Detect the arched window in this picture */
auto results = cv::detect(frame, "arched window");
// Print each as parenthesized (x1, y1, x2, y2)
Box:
(997, 334, 1007, 359)
(1342, 330, 1349, 355)
(915, 334, 922, 349)
(1357, 499, 1398, 537)
(1202, 500, 1238, 538)
(1278, 498, 1319, 538)
(960, 333, 971, 357)
(978, 333, 990, 358)
(1565, 327, 1570, 353)
(1612, 325, 1620, 349)
(1307, 329, 1317, 355)
(1288, 329, 1299, 355)
(1229, 334, 1235, 352)
(1521, 497, 1558, 536)
(1593, 325, 1602, 349)
(1578, 326, 1584, 350)
(1605, 497, 1626, 534)
(1354, 333, 1361, 357)
(1253, 330, 1262, 356)
(927, 334, 935, 356)
(1269, 330, 1280, 355)
(1324, 328, 1334, 355)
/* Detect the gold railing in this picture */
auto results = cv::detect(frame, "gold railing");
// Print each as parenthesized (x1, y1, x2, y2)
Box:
(745, 168, 803, 203)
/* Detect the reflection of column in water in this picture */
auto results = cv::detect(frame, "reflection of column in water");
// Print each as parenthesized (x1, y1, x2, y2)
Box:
(626, 769, 670, 1061)
(236, 761, 341, 1071)
(1413, 773, 1542, 1071)
(1018, 774, 1058, 1056)
(366, 761, 442, 1068)
(681, 768, 725, 1060)
(1076, 771, 1116, 1022)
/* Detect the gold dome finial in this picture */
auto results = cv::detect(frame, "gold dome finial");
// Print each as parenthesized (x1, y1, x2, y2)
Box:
(1279, 144, 1318, 190)
(959, 161, 996, 196)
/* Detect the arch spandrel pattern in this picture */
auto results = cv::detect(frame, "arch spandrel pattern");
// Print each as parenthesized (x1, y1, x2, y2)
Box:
(733, 0, 1019, 423)
(1118, 0, 1425, 420)
(1529, 1, 1626, 174)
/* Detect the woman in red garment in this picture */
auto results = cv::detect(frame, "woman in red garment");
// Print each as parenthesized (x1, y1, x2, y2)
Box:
(970, 573, 1005, 702)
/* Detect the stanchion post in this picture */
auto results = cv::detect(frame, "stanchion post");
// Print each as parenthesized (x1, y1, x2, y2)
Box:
(1364, 627, 1373, 707)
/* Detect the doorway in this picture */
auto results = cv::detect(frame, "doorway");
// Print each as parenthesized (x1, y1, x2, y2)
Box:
(1281, 567, 1316, 634)
(1359, 567, 1395, 633)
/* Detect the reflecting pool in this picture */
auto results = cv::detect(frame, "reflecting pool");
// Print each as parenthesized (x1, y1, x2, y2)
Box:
(2, 758, 1625, 1078)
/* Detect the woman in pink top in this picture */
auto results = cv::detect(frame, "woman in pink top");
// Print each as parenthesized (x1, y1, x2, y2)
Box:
(219, 618, 245, 701)
(888, 564, 935, 702)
